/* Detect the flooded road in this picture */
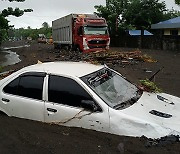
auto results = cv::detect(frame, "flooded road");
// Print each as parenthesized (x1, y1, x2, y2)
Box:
(0, 50, 21, 67)
(0, 45, 30, 67)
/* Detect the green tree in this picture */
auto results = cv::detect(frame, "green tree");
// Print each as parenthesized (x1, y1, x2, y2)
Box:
(10, 22, 52, 40)
(95, 0, 179, 35)
(163, 9, 180, 20)
(95, 0, 129, 35)
(175, 0, 180, 5)
(42, 22, 49, 29)
(0, 15, 9, 45)
(0, 0, 32, 45)
(124, 0, 167, 29)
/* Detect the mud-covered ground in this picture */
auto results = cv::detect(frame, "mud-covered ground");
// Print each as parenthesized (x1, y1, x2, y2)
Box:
(0, 40, 180, 154)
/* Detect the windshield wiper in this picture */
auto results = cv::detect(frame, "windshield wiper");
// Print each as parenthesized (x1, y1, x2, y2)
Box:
(113, 89, 142, 110)
(113, 97, 136, 110)
(95, 33, 103, 35)
(87, 69, 112, 86)
(88, 73, 108, 85)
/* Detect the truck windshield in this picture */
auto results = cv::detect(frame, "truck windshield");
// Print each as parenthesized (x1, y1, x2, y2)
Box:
(80, 68, 142, 110)
(84, 26, 108, 35)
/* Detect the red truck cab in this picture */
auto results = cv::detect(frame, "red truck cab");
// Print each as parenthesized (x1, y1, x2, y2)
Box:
(73, 15, 110, 52)
(52, 14, 110, 53)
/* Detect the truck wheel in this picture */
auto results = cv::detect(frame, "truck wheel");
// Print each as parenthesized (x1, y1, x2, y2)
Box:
(54, 43, 58, 49)
(69, 45, 73, 51)
(54, 44, 56, 49)
(54, 43, 61, 49)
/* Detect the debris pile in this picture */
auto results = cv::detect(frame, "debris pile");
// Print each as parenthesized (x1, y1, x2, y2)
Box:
(142, 135, 180, 147)
(85, 50, 157, 65)
(0, 70, 15, 80)
(139, 79, 162, 93)
(56, 49, 157, 66)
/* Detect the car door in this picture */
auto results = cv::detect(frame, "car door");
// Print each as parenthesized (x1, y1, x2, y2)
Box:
(44, 75, 110, 133)
(1, 72, 46, 121)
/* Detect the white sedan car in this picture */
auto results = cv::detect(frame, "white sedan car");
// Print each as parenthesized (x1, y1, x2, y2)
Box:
(0, 62, 180, 138)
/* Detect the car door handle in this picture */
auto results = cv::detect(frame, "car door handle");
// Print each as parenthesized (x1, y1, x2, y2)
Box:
(47, 108, 57, 113)
(2, 98, 10, 102)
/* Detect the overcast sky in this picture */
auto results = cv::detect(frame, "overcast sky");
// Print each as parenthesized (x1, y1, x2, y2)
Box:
(0, 0, 179, 29)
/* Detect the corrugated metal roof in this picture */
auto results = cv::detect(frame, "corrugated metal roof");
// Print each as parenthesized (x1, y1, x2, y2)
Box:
(151, 16, 180, 29)
(128, 30, 153, 36)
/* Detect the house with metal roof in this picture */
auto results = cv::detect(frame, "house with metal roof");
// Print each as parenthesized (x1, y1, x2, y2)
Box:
(151, 16, 180, 35)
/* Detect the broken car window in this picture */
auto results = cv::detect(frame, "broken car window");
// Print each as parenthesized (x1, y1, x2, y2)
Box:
(81, 68, 142, 109)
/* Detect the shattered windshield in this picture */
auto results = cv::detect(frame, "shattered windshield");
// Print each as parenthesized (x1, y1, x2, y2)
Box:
(81, 68, 142, 110)
(84, 26, 108, 35)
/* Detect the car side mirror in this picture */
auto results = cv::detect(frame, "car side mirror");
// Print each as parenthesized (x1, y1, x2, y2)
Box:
(81, 100, 101, 112)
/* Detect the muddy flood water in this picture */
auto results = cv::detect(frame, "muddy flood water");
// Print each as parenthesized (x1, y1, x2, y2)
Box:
(0, 41, 180, 154)
(0, 45, 30, 67)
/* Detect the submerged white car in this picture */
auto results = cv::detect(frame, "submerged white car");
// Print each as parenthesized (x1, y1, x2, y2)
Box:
(0, 62, 180, 138)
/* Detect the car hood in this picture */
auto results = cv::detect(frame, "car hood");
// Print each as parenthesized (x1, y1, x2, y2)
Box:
(118, 92, 180, 138)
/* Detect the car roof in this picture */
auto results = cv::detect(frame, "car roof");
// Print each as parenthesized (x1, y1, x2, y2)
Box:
(22, 61, 104, 77)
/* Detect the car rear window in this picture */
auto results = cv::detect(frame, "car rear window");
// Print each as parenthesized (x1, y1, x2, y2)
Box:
(3, 72, 45, 100)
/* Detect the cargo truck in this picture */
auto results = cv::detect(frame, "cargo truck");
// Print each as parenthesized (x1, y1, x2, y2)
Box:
(52, 14, 110, 52)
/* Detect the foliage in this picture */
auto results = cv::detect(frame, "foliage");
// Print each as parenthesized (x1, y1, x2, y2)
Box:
(123, 0, 166, 29)
(2, 7, 32, 17)
(42, 22, 49, 29)
(175, 0, 180, 5)
(8, 0, 25, 2)
(95, 0, 180, 35)
(8, 24, 52, 40)
(163, 10, 180, 22)
(139, 79, 162, 93)
(0, 15, 9, 45)
(0, 0, 32, 45)
(95, 0, 128, 35)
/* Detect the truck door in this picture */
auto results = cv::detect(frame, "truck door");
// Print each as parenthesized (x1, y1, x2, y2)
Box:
(75, 26, 83, 51)
(44, 75, 110, 133)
